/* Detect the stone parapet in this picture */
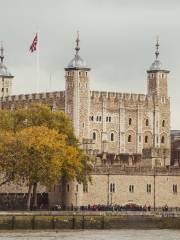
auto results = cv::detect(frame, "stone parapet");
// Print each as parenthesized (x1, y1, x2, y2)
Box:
(90, 91, 170, 105)
(0, 91, 65, 102)
(92, 165, 180, 176)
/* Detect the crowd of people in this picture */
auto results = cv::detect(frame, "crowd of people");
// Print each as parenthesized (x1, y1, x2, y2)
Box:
(53, 203, 172, 212)
(79, 204, 152, 211)
(53, 203, 153, 211)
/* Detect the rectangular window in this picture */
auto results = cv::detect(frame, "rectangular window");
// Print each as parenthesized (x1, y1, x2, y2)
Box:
(147, 184, 151, 193)
(83, 184, 88, 193)
(173, 184, 177, 194)
(67, 184, 69, 192)
(129, 185, 134, 193)
(1, 88, 4, 92)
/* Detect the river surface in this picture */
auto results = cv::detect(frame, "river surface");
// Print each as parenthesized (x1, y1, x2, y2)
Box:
(0, 230, 180, 240)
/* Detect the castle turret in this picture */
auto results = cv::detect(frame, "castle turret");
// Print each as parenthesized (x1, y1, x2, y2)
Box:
(147, 38, 169, 97)
(147, 38, 171, 166)
(0, 42, 13, 97)
(65, 32, 91, 141)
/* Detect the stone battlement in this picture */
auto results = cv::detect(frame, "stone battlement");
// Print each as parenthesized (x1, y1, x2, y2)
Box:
(90, 91, 170, 104)
(93, 165, 180, 176)
(0, 91, 65, 102)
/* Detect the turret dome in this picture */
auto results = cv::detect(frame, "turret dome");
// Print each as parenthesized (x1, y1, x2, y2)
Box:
(149, 59, 162, 71)
(0, 43, 13, 78)
(65, 32, 90, 71)
(67, 54, 87, 69)
(0, 62, 13, 77)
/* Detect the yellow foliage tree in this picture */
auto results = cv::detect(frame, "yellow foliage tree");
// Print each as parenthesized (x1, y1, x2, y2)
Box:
(0, 104, 92, 209)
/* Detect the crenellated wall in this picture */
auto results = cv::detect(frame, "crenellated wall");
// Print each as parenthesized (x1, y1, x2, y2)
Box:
(0, 91, 65, 111)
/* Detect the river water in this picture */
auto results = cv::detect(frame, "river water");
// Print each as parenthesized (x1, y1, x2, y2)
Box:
(0, 230, 180, 240)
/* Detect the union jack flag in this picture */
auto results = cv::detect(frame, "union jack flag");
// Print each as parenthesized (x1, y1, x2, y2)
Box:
(29, 33, 38, 53)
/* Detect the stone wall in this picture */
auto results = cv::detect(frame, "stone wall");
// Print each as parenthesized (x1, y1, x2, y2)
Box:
(55, 166, 180, 208)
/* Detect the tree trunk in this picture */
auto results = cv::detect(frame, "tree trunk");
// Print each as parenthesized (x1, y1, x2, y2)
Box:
(26, 184, 33, 210)
(32, 182, 38, 209)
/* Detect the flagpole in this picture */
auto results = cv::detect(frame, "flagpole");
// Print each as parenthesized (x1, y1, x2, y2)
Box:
(36, 31, 40, 93)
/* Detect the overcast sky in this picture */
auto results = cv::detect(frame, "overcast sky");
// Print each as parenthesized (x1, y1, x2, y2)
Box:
(0, 0, 180, 129)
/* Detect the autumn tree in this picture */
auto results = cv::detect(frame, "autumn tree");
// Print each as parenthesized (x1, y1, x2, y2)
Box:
(0, 104, 92, 209)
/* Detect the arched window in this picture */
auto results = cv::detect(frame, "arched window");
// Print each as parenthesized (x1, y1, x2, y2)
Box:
(110, 183, 113, 192)
(145, 136, 148, 143)
(110, 183, 115, 193)
(161, 136, 165, 144)
(93, 132, 96, 140)
(129, 118, 132, 126)
(162, 120, 165, 127)
(67, 184, 69, 192)
(145, 119, 149, 126)
(128, 135, 132, 143)
(110, 133, 114, 142)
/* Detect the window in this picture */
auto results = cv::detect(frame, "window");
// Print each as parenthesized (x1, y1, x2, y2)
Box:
(128, 135, 132, 143)
(129, 185, 134, 193)
(96, 116, 102, 122)
(110, 183, 115, 193)
(145, 119, 149, 126)
(76, 184, 78, 192)
(67, 184, 69, 192)
(90, 116, 94, 121)
(145, 136, 148, 143)
(1, 88, 4, 92)
(162, 120, 165, 127)
(129, 118, 132, 126)
(110, 133, 114, 142)
(161, 136, 165, 144)
(86, 72, 87, 76)
(79, 72, 81, 76)
(147, 184, 151, 193)
(6, 88, 8, 93)
(83, 184, 88, 193)
(93, 132, 96, 140)
(139, 136, 141, 143)
(106, 116, 112, 122)
(173, 184, 177, 194)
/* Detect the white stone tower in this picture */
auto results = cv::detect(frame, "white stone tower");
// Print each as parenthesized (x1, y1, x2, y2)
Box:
(147, 38, 171, 165)
(0, 42, 13, 97)
(65, 33, 91, 142)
